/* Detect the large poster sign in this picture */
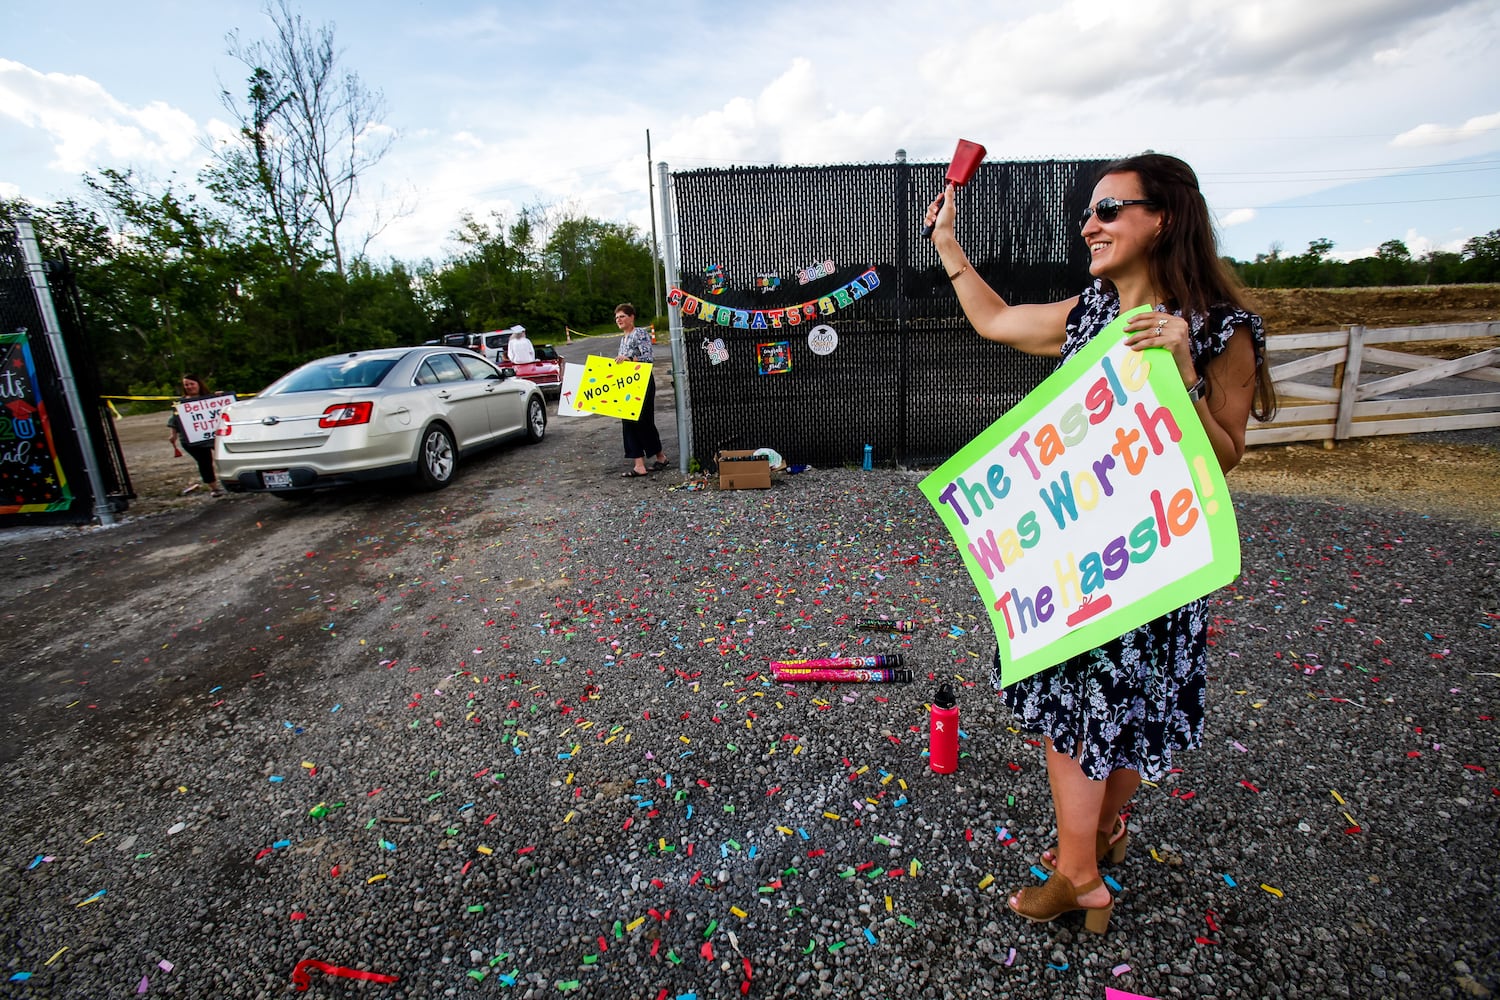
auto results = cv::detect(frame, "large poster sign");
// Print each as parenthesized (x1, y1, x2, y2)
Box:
(919, 307, 1240, 686)
(572, 357, 651, 421)
(0, 331, 74, 514)
(174, 394, 235, 445)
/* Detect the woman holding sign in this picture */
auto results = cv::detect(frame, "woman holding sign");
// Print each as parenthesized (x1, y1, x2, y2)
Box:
(925, 152, 1275, 934)
(614, 303, 669, 478)
(167, 374, 225, 497)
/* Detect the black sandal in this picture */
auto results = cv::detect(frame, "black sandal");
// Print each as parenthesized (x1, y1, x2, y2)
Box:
(621, 469, 649, 478)
(650, 460, 670, 471)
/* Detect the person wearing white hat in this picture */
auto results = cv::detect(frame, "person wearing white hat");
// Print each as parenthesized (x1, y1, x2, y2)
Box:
(506, 325, 535, 364)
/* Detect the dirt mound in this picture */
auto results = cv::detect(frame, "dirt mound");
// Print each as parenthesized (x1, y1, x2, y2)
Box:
(1243, 284, 1500, 333)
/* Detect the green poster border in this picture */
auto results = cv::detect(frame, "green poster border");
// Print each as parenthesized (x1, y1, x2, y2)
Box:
(919, 306, 1240, 686)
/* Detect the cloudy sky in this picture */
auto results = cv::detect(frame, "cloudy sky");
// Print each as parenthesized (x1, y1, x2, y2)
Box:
(5, 0, 1499, 266)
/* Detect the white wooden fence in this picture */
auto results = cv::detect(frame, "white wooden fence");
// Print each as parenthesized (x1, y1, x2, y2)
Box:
(1246, 321, 1500, 445)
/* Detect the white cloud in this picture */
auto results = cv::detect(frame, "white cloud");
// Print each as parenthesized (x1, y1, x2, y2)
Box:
(656, 58, 895, 170)
(0, 59, 206, 178)
(360, 93, 656, 262)
(1328, 227, 1468, 261)
(916, 0, 1477, 113)
(1399, 227, 1469, 257)
(6, 1, 1498, 268)
(1391, 110, 1500, 147)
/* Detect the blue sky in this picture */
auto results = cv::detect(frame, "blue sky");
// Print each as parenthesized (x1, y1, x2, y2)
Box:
(4, 0, 1499, 266)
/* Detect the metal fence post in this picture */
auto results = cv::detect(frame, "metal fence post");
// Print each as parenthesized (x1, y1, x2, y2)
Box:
(16, 217, 116, 526)
(656, 162, 691, 473)
(895, 149, 910, 468)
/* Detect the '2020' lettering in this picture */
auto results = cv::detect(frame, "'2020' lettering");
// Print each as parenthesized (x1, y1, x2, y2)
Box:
(0, 416, 37, 441)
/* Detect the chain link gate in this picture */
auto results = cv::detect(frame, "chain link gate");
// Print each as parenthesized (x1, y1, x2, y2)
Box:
(0, 220, 132, 525)
(667, 156, 1107, 471)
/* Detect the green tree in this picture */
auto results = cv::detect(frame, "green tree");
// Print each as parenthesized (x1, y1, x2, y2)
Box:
(1418, 249, 1464, 285)
(220, 0, 395, 279)
(336, 259, 432, 350)
(1372, 240, 1414, 285)
(542, 212, 655, 326)
(206, 65, 323, 276)
(77, 169, 255, 390)
(1461, 228, 1500, 281)
(429, 209, 542, 333)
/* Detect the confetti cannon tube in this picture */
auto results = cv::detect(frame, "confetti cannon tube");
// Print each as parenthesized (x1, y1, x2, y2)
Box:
(772, 666, 914, 683)
(772, 654, 904, 669)
(857, 619, 917, 632)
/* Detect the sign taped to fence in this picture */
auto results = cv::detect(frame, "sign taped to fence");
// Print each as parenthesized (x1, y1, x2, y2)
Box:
(571, 356, 651, 421)
(0, 331, 75, 514)
(919, 307, 1240, 686)
(174, 394, 235, 445)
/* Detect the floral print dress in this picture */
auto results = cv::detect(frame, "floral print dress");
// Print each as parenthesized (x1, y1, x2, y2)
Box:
(994, 280, 1266, 782)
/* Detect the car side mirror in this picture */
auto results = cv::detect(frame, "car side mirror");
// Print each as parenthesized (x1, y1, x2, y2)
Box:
(498, 367, 517, 379)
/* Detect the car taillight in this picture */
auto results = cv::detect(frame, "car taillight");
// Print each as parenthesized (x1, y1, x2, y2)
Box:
(319, 402, 373, 428)
(216, 412, 231, 437)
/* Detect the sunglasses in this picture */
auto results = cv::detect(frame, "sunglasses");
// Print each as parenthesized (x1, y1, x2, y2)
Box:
(1079, 197, 1157, 230)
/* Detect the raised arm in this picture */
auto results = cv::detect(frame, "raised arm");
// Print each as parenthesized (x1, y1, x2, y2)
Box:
(925, 183, 1073, 358)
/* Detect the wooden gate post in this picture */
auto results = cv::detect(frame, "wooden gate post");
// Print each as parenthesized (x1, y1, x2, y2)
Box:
(1332, 324, 1366, 443)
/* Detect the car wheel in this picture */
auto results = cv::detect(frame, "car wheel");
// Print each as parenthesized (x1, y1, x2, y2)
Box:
(524, 396, 547, 443)
(416, 424, 457, 489)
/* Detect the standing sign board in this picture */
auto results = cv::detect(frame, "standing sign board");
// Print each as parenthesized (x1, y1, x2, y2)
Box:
(0, 331, 75, 514)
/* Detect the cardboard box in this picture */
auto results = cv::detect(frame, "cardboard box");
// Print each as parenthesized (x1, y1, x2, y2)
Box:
(716, 450, 772, 490)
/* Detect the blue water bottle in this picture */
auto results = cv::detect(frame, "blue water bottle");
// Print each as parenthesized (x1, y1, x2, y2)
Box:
(862, 444, 873, 471)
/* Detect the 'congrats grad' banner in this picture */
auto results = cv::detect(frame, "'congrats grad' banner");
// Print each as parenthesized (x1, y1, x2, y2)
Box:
(920, 307, 1241, 686)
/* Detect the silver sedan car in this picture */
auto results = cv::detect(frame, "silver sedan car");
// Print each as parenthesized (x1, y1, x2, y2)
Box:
(216, 347, 547, 496)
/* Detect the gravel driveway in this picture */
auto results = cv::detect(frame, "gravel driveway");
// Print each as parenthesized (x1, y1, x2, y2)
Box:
(1, 380, 1496, 999)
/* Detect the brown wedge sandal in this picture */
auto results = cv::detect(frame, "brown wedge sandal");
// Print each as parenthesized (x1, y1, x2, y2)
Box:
(1040, 815, 1128, 873)
(1008, 872, 1113, 934)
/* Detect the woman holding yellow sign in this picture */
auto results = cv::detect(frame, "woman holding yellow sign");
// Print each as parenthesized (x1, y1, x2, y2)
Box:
(925, 152, 1276, 934)
(613, 302, 668, 478)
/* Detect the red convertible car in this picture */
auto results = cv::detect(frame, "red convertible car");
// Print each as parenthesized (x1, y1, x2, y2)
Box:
(508, 343, 564, 397)
(440, 332, 564, 397)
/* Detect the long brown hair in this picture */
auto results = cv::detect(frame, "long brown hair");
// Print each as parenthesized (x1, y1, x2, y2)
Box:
(1099, 152, 1277, 420)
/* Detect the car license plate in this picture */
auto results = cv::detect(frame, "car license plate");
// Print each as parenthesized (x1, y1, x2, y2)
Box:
(262, 470, 294, 489)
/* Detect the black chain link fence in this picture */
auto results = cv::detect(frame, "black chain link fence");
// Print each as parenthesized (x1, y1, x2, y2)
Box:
(0, 222, 132, 524)
(671, 157, 1107, 470)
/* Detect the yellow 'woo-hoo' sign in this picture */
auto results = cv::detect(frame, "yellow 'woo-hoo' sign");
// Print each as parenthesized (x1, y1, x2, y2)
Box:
(571, 357, 652, 421)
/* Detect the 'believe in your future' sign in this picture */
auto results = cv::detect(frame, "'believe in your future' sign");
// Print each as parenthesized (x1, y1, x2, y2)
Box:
(920, 307, 1241, 686)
